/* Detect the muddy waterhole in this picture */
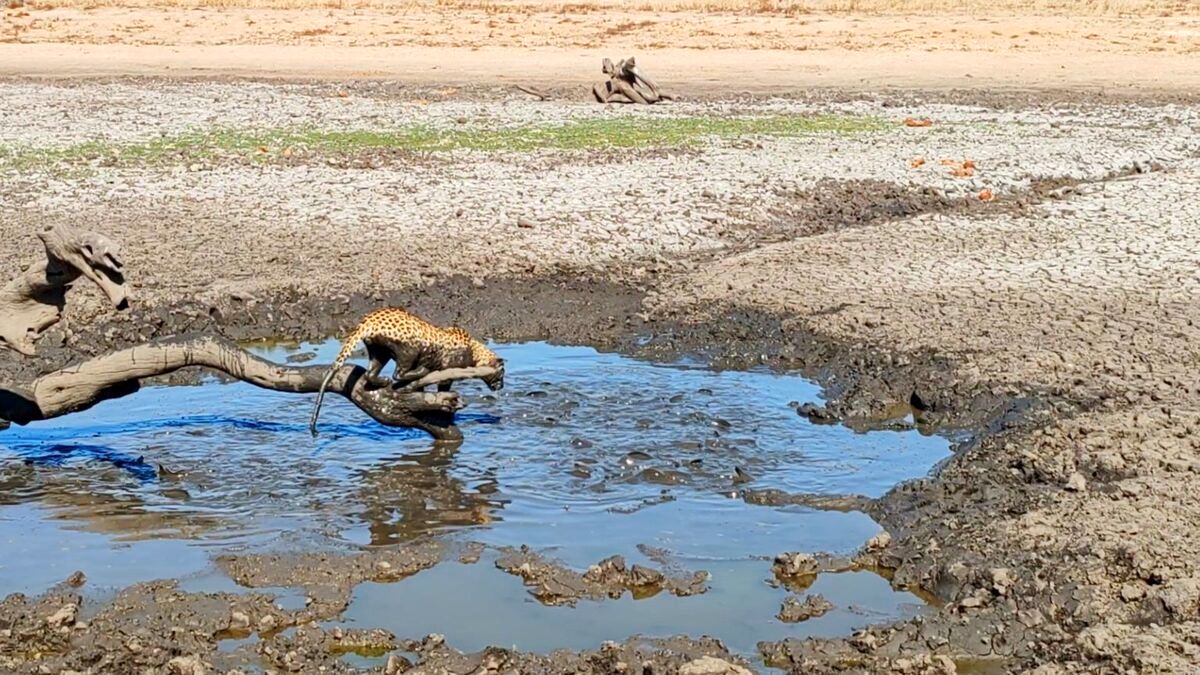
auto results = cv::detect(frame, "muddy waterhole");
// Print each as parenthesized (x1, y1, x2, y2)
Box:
(0, 341, 951, 665)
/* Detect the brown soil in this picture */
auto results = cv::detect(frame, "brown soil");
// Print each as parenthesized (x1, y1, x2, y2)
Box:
(1, 5, 1199, 669)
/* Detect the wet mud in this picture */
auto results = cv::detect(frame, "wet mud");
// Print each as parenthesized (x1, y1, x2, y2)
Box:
(3, 83, 1198, 673)
(0, 277, 1022, 673)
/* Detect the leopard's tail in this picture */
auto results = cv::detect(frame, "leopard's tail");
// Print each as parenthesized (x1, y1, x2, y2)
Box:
(309, 322, 370, 437)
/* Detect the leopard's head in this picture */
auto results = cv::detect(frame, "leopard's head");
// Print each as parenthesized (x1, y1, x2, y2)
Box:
(480, 356, 505, 391)
(447, 327, 505, 391)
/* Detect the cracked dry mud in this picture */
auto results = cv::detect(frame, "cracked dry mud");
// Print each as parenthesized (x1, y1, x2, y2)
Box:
(2, 78, 1200, 673)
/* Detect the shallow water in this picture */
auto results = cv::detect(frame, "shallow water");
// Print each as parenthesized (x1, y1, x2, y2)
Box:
(0, 340, 949, 661)
(343, 553, 924, 660)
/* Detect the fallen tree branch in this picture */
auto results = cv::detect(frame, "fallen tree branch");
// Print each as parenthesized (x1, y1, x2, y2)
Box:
(0, 335, 495, 441)
(0, 224, 130, 356)
(593, 57, 673, 105)
(515, 84, 550, 101)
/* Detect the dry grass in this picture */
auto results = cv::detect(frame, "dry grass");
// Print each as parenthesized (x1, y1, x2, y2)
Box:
(21, 0, 1193, 15)
(0, 114, 887, 169)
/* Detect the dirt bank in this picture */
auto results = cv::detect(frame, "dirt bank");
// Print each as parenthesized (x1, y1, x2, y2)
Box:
(2, 6, 1199, 93)
(2, 76, 1200, 673)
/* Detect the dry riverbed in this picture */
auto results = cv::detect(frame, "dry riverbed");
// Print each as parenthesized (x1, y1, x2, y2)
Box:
(1, 78, 1199, 674)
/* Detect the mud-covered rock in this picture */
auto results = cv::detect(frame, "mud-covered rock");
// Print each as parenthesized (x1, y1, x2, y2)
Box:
(496, 548, 709, 605)
(777, 594, 834, 623)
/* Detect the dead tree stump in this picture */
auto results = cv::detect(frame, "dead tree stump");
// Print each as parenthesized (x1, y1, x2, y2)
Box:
(593, 57, 672, 104)
(0, 224, 130, 356)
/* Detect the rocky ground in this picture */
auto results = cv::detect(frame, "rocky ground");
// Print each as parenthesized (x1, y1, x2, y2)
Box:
(2, 78, 1200, 673)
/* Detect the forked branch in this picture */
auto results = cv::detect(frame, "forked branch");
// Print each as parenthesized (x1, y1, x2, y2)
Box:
(593, 56, 673, 104)
(0, 335, 496, 441)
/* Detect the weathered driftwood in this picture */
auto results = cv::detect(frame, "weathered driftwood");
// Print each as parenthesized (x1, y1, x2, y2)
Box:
(0, 334, 496, 441)
(515, 84, 550, 101)
(0, 224, 130, 356)
(593, 57, 672, 104)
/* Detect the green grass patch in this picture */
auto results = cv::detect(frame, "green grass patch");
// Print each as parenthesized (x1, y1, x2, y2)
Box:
(0, 114, 887, 169)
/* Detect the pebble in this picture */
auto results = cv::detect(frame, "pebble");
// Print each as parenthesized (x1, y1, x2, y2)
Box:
(44, 604, 77, 628)
(678, 656, 752, 675)
(229, 611, 250, 629)
(1065, 472, 1087, 492)
(166, 655, 207, 675)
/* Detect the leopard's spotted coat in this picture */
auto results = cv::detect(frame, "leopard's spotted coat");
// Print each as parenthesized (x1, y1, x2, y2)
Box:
(308, 307, 504, 436)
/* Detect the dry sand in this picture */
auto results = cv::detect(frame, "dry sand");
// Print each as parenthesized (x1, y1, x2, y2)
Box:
(1, 5, 1198, 92)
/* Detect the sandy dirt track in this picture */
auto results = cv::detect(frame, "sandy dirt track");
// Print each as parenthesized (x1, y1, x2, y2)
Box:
(2, 7, 1199, 92)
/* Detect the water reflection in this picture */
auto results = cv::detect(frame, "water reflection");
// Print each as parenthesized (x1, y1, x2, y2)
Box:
(0, 435, 503, 548)
(353, 444, 505, 546)
(0, 449, 225, 540)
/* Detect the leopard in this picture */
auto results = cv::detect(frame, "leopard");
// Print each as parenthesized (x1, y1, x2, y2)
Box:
(308, 307, 505, 436)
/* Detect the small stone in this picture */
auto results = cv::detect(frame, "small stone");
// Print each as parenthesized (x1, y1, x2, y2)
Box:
(45, 604, 77, 628)
(796, 403, 837, 424)
(930, 655, 957, 674)
(866, 531, 892, 551)
(65, 571, 87, 587)
(258, 614, 278, 632)
(1154, 577, 1200, 616)
(772, 552, 819, 578)
(628, 565, 665, 587)
(424, 633, 445, 648)
(849, 631, 879, 652)
(229, 611, 250, 629)
(1120, 583, 1146, 602)
(677, 656, 752, 675)
(991, 568, 1014, 595)
(517, 218, 534, 229)
(166, 655, 208, 675)
(777, 593, 834, 623)
(384, 654, 412, 674)
(1065, 472, 1087, 491)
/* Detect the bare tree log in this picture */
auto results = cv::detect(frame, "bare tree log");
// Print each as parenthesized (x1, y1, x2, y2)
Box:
(0, 224, 130, 356)
(593, 57, 673, 104)
(515, 84, 550, 101)
(0, 335, 497, 442)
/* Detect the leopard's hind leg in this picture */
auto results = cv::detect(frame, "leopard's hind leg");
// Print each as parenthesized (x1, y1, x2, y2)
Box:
(363, 343, 394, 389)
(388, 343, 431, 390)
